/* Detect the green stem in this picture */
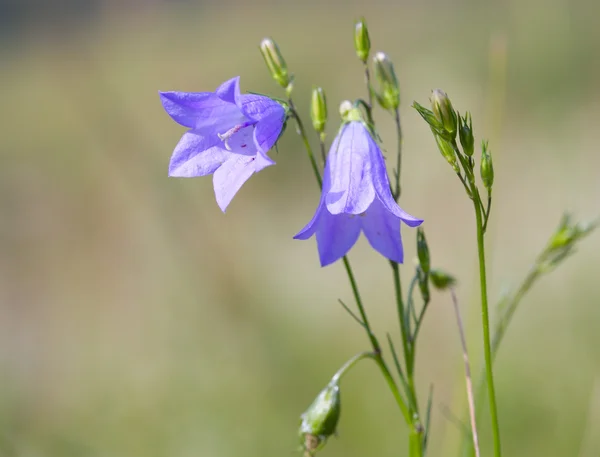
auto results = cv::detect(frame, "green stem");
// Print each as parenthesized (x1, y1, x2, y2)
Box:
(318, 134, 327, 167)
(472, 186, 502, 457)
(391, 261, 422, 457)
(289, 99, 322, 188)
(364, 62, 373, 109)
(331, 351, 376, 383)
(482, 192, 493, 234)
(393, 108, 403, 200)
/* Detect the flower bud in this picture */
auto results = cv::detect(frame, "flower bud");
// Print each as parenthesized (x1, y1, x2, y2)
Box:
(459, 112, 474, 157)
(480, 141, 494, 191)
(299, 381, 341, 453)
(430, 89, 458, 139)
(429, 269, 457, 290)
(259, 38, 290, 89)
(416, 227, 430, 275)
(434, 134, 459, 173)
(373, 52, 400, 110)
(354, 18, 371, 63)
(310, 86, 327, 134)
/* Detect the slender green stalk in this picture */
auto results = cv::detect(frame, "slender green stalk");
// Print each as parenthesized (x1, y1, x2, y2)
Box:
(472, 186, 502, 457)
(288, 99, 322, 188)
(393, 108, 403, 200)
(364, 62, 373, 109)
(318, 136, 327, 167)
(331, 351, 376, 383)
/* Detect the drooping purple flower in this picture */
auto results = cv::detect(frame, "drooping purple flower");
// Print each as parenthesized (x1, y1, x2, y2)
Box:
(294, 121, 423, 266)
(159, 77, 286, 212)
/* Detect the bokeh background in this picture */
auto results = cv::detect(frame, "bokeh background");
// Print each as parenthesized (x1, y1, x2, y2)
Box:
(1, 0, 599, 456)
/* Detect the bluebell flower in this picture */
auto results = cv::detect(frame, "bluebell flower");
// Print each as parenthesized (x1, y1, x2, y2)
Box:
(294, 121, 423, 266)
(159, 77, 286, 211)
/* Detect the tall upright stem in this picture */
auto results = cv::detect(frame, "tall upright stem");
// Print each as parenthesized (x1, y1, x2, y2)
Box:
(472, 187, 502, 457)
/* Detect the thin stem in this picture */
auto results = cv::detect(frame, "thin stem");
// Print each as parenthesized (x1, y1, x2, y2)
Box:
(393, 108, 403, 200)
(331, 351, 375, 384)
(391, 262, 411, 367)
(363, 62, 373, 109)
(412, 295, 431, 344)
(288, 99, 322, 188)
(472, 186, 502, 457)
(407, 273, 419, 328)
(337, 298, 367, 330)
(450, 288, 481, 457)
(482, 192, 492, 234)
(492, 265, 538, 356)
(391, 261, 422, 456)
(318, 134, 327, 167)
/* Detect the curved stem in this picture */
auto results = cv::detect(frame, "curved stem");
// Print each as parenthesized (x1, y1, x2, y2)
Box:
(331, 351, 376, 384)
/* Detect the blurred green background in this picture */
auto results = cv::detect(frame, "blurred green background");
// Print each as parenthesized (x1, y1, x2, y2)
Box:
(1, 0, 599, 456)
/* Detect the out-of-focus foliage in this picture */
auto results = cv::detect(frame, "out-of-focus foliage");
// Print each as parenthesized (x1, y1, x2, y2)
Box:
(1, 1, 599, 457)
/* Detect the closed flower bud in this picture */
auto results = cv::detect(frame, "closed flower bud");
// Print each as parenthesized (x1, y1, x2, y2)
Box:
(434, 134, 460, 173)
(480, 141, 494, 191)
(260, 38, 290, 89)
(373, 52, 400, 110)
(459, 112, 474, 157)
(310, 86, 328, 134)
(354, 18, 371, 63)
(430, 269, 457, 290)
(430, 89, 458, 139)
(416, 227, 430, 275)
(299, 381, 341, 453)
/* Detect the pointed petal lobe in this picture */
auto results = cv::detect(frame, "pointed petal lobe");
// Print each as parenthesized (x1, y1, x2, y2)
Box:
(212, 154, 256, 212)
(315, 212, 362, 266)
(361, 198, 405, 263)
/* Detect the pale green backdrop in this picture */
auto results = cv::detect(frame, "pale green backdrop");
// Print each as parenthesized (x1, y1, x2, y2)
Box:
(1, 1, 599, 456)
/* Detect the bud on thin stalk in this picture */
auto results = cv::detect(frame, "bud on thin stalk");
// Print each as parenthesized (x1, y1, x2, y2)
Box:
(416, 227, 430, 275)
(372, 52, 400, 110)
(430, 89, 458, 139)
(354, 18, 371, 63)
(259, 38, 291, 89)
(480, 141, 494, 191)
(459, 112, 475, 157)
(310, 86, 327, 134)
